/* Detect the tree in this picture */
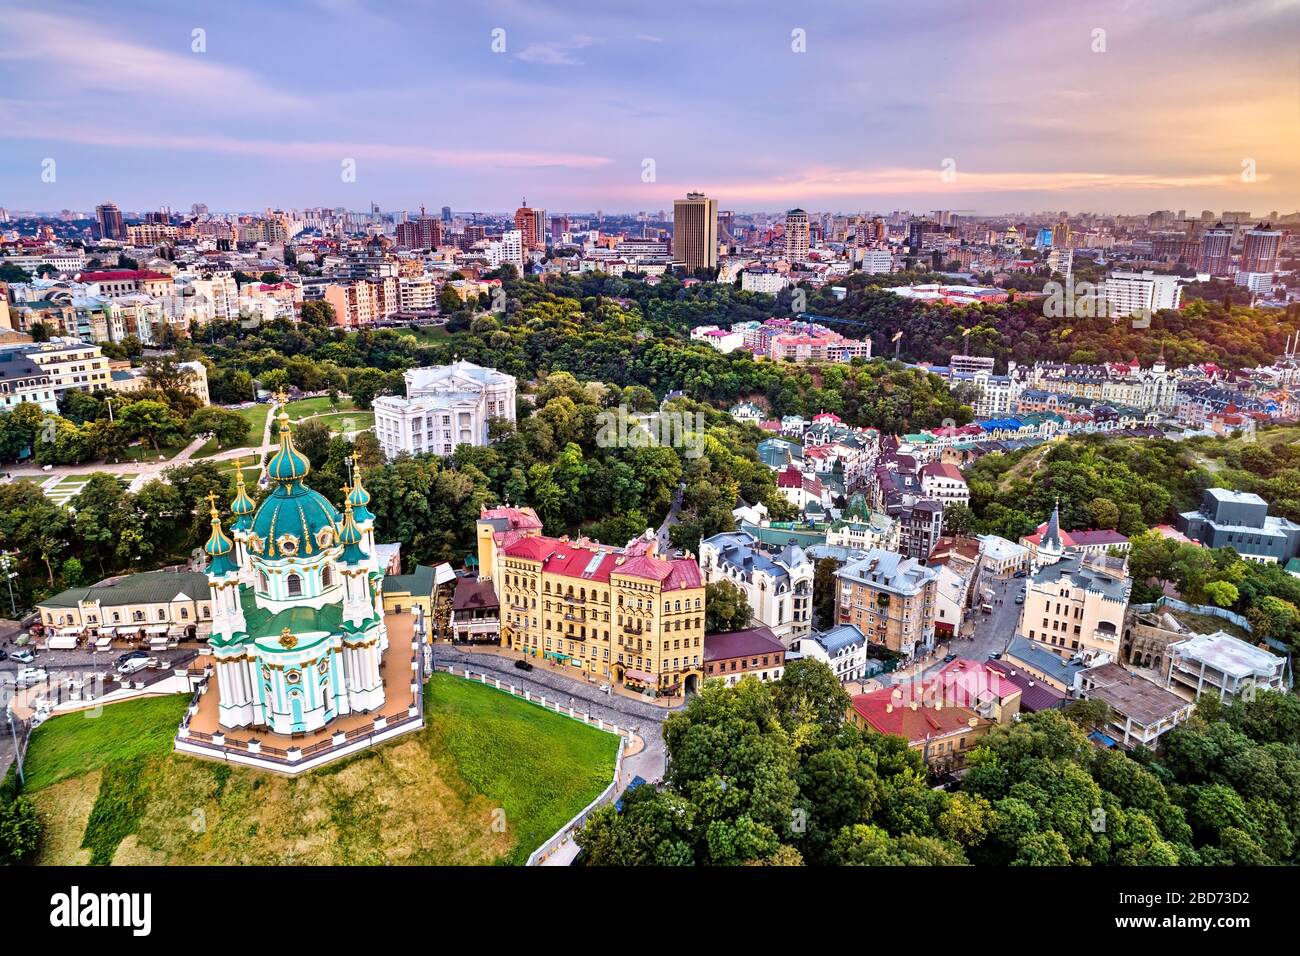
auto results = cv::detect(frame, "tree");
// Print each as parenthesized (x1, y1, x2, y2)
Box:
(0, 796, 41, 865)
(704, 579, 752, 633)
(771, 658, 850, 746)
(186, 406, 251, 449)
(117, 400, 183, 450)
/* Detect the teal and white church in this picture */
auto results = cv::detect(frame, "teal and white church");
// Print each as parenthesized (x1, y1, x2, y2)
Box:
(202, 404, 388, 735)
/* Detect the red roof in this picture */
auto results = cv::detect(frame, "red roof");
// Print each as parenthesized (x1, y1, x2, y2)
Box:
(76, 269, 170, 282)
(850, 685, 983, 743)
(919, 462, 966, 483)
(500, 535, 702, 590)
(777, 465, 804, 488)
(1024, 523, 1127, 549)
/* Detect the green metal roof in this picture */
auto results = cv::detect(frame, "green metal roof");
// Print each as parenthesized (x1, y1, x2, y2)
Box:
(39, 569, 210, 609)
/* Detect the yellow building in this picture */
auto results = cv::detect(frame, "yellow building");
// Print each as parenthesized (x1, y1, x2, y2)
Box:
(477, 506, 706, 696)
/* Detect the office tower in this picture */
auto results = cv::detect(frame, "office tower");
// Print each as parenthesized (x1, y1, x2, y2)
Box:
(1199, 223, 1234, 275)
(441, 205, 452, 224)
(550, 215, 568, 243)
(95, 202, 126, 241)
(673, 191, 719, 271)
(1242, 223, 1282, 274)
(784, 208, 810, 261)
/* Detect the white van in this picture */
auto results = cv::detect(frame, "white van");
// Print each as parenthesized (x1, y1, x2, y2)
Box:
(116, 656, 157, 676)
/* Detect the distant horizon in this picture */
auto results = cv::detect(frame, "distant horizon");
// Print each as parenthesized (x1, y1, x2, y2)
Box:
(2, 1, 1297, 214)
(8, 203, 1300, 223)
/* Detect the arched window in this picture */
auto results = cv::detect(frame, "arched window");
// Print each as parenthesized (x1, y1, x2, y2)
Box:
(158, 609, 167, 621)
(322, 565, 333, 588)
(287, 573, 303, 597)
(259, 571, 269, 592)
(134, 610, 145, 622)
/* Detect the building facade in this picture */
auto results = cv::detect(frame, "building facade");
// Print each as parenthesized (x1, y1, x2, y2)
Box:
(374, 359, 516, 459)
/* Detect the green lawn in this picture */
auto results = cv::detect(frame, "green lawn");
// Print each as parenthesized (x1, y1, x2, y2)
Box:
(314, 411, 374, 434)
(20, 695, 190, 792)
(114, 442, 186, 464)
(20, 673, 618, 865)
(286, 397, 355, 421)
(398, 325, 453, 344)
(423, 673, 619, 864)
(235, 403, 271, 439)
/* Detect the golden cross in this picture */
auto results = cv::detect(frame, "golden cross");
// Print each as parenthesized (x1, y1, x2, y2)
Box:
(205, 490, 219, 514)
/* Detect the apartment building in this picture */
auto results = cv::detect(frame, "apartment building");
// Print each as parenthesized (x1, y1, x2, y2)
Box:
(2, 339, 111, 393)
(0, 349, 57, 412)
(1103, 271, 1183, 318)
(1017, 550, 1131, 662)
(477, 511, 706, 696)
(835, 549, 939, 658)
(699, 531, 814, 648)
(703, 625, 787, 686)
(1162, 630, 1287, 703)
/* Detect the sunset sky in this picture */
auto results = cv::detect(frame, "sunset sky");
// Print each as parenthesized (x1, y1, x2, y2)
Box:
(2, 0, 1298, 214)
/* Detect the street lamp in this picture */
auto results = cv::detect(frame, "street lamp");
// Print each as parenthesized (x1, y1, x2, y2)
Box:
(0, 552, 17, 617)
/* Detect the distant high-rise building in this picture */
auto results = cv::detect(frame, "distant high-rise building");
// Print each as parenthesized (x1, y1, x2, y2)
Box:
(1199, 223, 1234, 276)
(673, 191, 719, 271)
(95, 202, 126, 241)
(441, 205, 452, 224)
(396, 214, 442, 250)
(784, 208, 810, 262)
(191, 203, 209, 217)
(513, 202, 546, 249)
(1052, 217, 1071, 249)
(1242, 223, 1282, 274)
(549, 215, 568, 243)
(907, 218, 939, 252)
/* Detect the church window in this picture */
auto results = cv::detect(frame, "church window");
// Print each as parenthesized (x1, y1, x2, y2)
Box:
(287, 573, 303, 597)
(259, 571, 269, 591)
(322, 565, 333, 588)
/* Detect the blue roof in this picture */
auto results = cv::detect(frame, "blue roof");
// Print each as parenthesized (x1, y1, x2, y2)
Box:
(813, 623, 865, 654)
(1005, 634, 1087, 688)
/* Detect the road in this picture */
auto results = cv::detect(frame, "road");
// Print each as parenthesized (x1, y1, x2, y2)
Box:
(656, 482, 687, 554)
(912, 573, 1023, 680)
(0, 645, 197, 779)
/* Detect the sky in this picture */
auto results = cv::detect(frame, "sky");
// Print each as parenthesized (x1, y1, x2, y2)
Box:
(2, 0, 1299, 216)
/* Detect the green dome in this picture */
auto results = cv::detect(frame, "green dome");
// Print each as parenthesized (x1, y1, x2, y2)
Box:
(266, 409, 310, 483)
(204, 494, 240, 577)
(250, 480, 341, 560)
(347, 473, 374, 522)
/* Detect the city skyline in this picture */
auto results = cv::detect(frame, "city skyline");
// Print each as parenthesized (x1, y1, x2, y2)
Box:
(2, 1, 1298, 214)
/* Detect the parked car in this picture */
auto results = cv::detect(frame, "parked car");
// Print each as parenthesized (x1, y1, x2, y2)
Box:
(988, 652, 1002, 660)
(514, 658, 534, 672)
(115, 650, 150, 668)
(0, 649, 7, 661)
(942, 653, 957, 663)
(1013, 570, 1028, 578)
(10, 648, 36, 664)
(16, 667, 48, 687)
(980, 603, 993, 614)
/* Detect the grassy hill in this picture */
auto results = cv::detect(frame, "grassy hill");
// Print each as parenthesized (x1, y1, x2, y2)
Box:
(19, 673, 618, 866)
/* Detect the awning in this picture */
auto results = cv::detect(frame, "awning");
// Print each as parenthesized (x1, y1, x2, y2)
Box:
(624, 669, 654, 683)
(145, 625, 169, 634)
(98, 627, 116, 635)
(56, 626, 82, 636)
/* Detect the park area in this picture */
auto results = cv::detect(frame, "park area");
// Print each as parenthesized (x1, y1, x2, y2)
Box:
(15, 673, 618, 866)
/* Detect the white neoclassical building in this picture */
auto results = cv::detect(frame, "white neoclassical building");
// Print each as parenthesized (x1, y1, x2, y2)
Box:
(699, 530, 814, 648)
(373, 359, 516, 459)
(204, 405, 388, 735)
